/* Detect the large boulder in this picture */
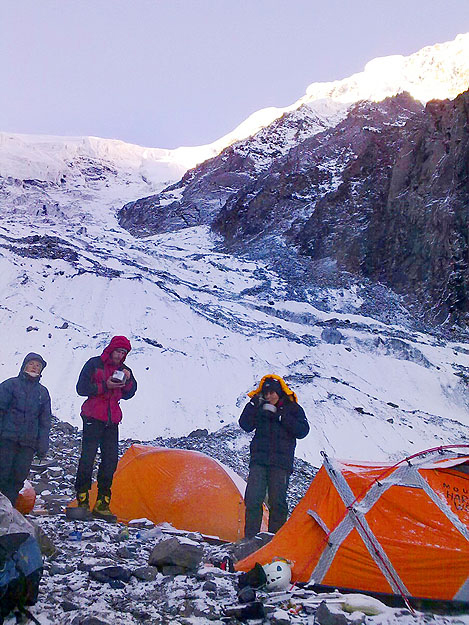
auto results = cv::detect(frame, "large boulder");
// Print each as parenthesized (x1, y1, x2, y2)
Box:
(148, 536, 203, 572)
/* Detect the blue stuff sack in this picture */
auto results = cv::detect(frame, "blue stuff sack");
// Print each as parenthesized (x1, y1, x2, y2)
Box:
(0, 532, 43, 624)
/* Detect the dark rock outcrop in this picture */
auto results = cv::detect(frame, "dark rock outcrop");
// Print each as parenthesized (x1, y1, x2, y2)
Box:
(117, 104, 342, 236)
(214, 91, 469, 323)
(214, 94, 424, 245)
(365, 92, 469, 322)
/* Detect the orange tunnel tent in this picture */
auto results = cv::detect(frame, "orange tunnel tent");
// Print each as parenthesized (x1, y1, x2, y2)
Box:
(85, 445, 267, 542)
(236, 446, 469, 604)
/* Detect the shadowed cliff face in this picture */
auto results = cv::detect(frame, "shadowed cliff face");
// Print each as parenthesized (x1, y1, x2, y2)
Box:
(214, 95, 422, 243)
(372, 93, 469, 322)
(213, 92, 469, 324)
(117, 104, 341, 236)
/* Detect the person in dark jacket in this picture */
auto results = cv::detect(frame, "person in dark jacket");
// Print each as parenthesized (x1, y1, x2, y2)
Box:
(239, 375, 309, 538)
(74, 336, 137, 521)
(0, 353, 52, 506)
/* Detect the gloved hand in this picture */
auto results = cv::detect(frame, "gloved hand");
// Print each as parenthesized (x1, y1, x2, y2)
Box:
(262, 403, 280, 421)
(262, 402, 277, 415)
(251, 393, 266, 408)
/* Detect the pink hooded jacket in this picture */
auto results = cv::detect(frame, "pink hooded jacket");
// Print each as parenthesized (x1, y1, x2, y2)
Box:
(76, 336, 137, 424)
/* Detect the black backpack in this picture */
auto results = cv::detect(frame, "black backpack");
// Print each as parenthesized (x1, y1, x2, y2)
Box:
(0, 532, 43, 624)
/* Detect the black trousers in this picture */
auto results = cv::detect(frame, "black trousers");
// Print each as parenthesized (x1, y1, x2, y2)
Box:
(0, 438, 35, 506)
(75, 418, 119, 497)
(244, 463, 290, 539)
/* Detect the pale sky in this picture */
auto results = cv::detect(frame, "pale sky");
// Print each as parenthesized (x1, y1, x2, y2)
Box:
(1, 0, 468, 149)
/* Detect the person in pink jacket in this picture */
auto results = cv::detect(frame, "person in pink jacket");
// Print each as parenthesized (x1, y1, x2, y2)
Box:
(74, 336, 137, 521)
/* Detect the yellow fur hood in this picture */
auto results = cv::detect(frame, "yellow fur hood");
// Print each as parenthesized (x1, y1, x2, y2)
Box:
(247, 374, 298, 402)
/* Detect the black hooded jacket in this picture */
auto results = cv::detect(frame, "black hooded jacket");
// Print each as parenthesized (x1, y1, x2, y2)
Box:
(0, 353, 52, 454)
(239, 394, 309, 473)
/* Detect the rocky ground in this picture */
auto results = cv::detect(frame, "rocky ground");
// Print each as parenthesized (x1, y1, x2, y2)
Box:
(8, 418, 468, 625)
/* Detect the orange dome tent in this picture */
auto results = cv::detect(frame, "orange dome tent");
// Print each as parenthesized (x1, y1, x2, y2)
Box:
(85, 445, 267, 542)
(236, 445, 469, 607)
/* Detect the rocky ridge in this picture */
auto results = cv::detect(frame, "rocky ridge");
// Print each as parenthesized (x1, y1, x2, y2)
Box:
(117, 102, 347, 237)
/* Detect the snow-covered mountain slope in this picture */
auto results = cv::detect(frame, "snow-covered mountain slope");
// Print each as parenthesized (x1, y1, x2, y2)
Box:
(1, 33, 468, 195)
(117, 33, 469, 238)
(199, 32, 469, 162)
(299, 33, 469, 106)
(0, 132, 186, 188)
(0, 132, 188, 230)
(175, 31, 469, 168)
(117, 100, 350, 236)
(1, 194, 469, 468)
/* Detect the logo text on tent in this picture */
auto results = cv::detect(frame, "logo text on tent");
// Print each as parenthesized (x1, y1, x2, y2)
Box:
(443, 482, 469, 512)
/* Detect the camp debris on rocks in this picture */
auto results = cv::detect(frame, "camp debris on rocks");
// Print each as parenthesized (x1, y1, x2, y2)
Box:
(22, 512, 466, 625)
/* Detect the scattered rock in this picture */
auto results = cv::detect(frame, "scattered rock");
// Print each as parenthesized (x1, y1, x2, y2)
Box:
(149, 536, 204, 571)
(61, 599, 80, 612)
(202, 580, 218, 592)
(321, 327, 344, 344)
(188, 428, 209, 438)
(161, 564, 188, 576)
(128, 518, 154, 529)
(132, 566, 159, 581)
(270, 607, 291, 625)
(315, 601, 353, 625)
(354, 407, 373, 416)
(89, 566, 132, 584)
(237, 586, 256, 603)
(142, 337, 163, 348)
(33, 523, 57, 557)
(115, 545, 133, 559)
(49, 563, 75, 575)
(55, 421, 77, 435)
(71, 617, 111, 625)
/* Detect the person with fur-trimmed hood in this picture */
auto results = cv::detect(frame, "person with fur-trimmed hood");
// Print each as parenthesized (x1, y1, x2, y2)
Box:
(74, 336, 137, 521)
(239, 375, 309, 538)
(0, 353, 51, 506)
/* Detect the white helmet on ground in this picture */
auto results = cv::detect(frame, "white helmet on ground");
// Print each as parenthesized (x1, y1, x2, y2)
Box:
(262, 559, 292, 591)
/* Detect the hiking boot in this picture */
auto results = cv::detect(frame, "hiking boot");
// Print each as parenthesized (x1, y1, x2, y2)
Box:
(65, 491, 92, 520)
(92, 495, 117, 523)
(77, 491, 90, 509)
